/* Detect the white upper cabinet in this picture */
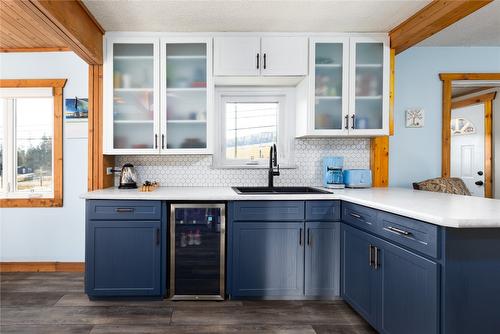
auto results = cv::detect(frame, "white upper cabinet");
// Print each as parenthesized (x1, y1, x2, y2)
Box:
(160, 37, 213, 154)
(260, 36, 308, 76)
(214, 36, 308, 77)
(296, 34, 389, 137)
(213, 37, 261, 76)
(349, 36, 389, 136)
(104, 36, 213, 155)
(104, 37, 160, 155)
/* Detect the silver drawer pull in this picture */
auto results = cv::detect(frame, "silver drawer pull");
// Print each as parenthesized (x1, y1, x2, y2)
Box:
(115, 208, 134, 213)
(350, 212, 362, 219)
(387, 226, 411, 236)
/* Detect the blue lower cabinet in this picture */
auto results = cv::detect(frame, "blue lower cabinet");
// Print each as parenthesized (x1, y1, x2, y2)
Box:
(379, 239, 438, 334)
(85, 220, 162, 297)
(231, 222, 304, 297)
(342, 224, 380, 327)
(305, 222, 339, 297)
(342, 223, 438, 334)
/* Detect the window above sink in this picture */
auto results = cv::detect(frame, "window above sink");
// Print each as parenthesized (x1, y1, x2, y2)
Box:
(213, 87, 296, 169)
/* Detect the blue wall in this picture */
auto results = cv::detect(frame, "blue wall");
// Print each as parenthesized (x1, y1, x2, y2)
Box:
(390, 47, 500, 187)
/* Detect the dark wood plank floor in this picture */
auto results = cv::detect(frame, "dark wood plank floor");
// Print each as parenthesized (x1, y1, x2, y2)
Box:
(0, 272, 376, 334)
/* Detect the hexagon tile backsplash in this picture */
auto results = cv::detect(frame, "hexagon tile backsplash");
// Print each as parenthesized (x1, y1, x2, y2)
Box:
(115, 138, 370, 187)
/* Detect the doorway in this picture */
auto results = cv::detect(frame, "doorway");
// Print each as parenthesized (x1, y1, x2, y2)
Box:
(441, 73, 500, 198)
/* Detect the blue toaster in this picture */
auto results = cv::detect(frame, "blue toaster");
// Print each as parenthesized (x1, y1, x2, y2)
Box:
(343, 169, 372, 188)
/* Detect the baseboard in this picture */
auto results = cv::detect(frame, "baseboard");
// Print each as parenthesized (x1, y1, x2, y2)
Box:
(0, 262, 84, 272)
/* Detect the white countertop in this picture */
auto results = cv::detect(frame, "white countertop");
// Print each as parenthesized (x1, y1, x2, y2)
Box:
(81, 187, 500, 228)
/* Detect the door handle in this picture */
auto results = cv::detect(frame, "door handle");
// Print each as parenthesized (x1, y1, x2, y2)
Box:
(344, 115, 349, 129)
(263, 53, 267, 69)
(256, 53, 260, 69)
(155, 134, 158, 149)
(299, 228, 303, 246)
(351, 115, 356, 129)
(307, 228, 311, 246)
(155, 228, 160, 245)
(161, 134, 165, 149)
(368, 245, 374, 267)
(374, 246, 380, 269)
(475, 180, 484, 186)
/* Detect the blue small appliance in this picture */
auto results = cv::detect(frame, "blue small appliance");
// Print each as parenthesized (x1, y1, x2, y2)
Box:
(323, 157, 345, 189)
(343, 169, 372, 188)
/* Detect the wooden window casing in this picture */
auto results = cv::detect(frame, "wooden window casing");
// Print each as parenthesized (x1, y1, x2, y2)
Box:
(0, 79, 66, 208)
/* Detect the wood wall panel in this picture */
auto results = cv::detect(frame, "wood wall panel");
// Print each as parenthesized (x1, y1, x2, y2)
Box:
(390, 0, 493, 54)
(88, 64, 114, 191)
(0, 0, 67, 51)
(0, 262, 84, 272)
(484, 100, 492, 198)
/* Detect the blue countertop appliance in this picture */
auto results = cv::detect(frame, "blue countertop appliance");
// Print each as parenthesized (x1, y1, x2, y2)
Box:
(343, 169, 372, 188)
(323, 157, 345, 189)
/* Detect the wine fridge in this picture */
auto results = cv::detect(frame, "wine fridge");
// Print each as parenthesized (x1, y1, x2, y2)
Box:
(169, 203, 225, 300)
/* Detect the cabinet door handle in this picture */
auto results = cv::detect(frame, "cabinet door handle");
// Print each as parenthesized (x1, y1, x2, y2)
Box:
(299, 228, 303, 246)
(386, 226, 412, 236)
(344, 115, 349, 129)
(161, 134, 165, 149)
(307, 228, 311, 246)
(155, 134, 158, 149)
(374, 246, 380, 269)
(368, 245, 374, 267)
(263, 53, 267, 69)
(115, 208, 134, 213)
(350, 212, 362, 219)
(351, 115, 356, 129)
(256, 53, 260, 69)
(155, 228, 160, 246)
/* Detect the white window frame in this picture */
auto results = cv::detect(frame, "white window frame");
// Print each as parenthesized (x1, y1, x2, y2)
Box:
(214, 87, 295, 168)
(0, 88, 55, 199)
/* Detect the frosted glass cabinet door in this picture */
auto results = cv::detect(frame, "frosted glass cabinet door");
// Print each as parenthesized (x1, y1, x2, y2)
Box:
(350, 38, 388, 135)
(112, 42, 158, 151)
(162, 40, 212, 153)
(311, 39, 349, 135)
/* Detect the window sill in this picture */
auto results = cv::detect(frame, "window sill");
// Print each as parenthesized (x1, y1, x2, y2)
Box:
(0, 198, 62, 208)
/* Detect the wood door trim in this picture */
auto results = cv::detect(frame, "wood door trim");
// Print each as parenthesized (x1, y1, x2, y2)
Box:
(451, 92, 497, 109)
(0, 262, 84, 272)
(441, 73, 498, 198)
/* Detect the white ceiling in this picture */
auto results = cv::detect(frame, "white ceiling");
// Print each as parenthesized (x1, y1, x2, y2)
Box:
(83, 0, 430, 33)
(418, 1, 500, 47)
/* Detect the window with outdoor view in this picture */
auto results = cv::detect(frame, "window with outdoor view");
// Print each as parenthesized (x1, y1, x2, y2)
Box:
(0, 79, 65, 207)
(215, 88, 295, 168)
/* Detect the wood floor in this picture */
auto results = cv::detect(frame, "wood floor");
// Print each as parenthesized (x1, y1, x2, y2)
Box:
(0, 272, 376, 334)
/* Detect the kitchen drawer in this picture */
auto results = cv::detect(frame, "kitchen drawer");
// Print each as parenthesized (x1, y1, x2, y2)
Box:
(231, 201, 304, 221)
(378, 211, 438, 258)
(306, 201, 340, 221)
(87, 200, 162, 221)
(342, 202, 378, 234)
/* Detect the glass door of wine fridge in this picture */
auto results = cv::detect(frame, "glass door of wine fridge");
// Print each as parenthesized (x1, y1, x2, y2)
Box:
(170, 204, 225, 300)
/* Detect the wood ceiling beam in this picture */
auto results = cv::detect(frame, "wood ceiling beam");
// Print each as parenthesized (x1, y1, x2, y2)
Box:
(390, 0, 493, 55)
(19, 0, 104, 64)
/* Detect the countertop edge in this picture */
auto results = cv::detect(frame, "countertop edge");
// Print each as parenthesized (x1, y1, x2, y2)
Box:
(80, 187, 500, 229)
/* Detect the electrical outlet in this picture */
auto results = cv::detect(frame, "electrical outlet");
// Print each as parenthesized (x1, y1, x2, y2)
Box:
(106, 167, 114, 175)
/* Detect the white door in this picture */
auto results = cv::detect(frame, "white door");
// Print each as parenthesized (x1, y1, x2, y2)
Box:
(450, 104, 485, 197)
(260, 36, 308, 76)
(213, 37, 261, 76)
